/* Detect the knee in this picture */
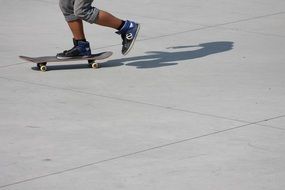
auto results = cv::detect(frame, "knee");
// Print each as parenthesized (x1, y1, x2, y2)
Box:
(74, 7, 87, 19)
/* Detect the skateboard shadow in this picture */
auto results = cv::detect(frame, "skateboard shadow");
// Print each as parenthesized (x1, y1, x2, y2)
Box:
(104, 41, 234, 69)
(31, 63, 91, 71)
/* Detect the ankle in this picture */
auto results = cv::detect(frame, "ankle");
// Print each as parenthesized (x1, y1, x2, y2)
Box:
(73, 38, 87, 46)
(117, 20, 126, 31)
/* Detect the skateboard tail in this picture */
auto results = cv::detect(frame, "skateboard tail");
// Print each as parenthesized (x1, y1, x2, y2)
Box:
(19, 56, 35, 62)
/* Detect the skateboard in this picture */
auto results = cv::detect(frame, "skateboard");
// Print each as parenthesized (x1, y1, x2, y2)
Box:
(19, 51, 113, 72)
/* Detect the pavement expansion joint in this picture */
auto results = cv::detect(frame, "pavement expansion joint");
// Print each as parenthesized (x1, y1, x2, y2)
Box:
(1, 114, 283, 189)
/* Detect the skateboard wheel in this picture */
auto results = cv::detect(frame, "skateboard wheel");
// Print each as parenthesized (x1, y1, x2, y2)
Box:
(40, 65, 47, 72)
(91, 62, 99, 69)
(37, 63, 47, 72)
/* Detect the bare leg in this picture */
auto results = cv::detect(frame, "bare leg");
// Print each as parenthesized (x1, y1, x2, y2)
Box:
(95, 10, 123, 29)
(67, 19, 86, 40)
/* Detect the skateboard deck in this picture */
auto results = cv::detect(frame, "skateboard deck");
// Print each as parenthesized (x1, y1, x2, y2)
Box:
(19, 51, 113, 72)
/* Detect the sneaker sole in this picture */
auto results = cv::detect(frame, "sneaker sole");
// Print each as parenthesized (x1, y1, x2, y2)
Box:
(56, 55, 92, 60)
(122, 23, 141, 56)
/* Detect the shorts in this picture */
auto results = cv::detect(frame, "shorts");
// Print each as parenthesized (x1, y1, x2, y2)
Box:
(59, 0, 100, 23)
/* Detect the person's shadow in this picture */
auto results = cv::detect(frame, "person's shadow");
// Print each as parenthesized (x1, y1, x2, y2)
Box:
(104, 41, 234, 69)
(37, 41, 233, 71)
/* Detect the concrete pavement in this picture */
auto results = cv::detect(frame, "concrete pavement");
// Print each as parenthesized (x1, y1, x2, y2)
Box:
(0, 0, 285, 189)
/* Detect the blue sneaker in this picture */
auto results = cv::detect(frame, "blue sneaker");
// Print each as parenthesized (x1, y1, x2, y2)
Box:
(57, 39, 91, 59)
(116, 20, 140, 55)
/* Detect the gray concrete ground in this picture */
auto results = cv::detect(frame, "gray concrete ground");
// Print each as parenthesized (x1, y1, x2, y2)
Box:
(1, 0, 285, 189)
